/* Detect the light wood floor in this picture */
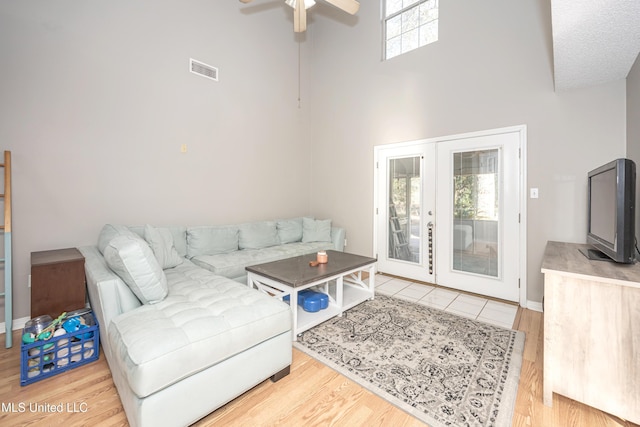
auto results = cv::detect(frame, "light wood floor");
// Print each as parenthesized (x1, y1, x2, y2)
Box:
(0, 309, 637, 426)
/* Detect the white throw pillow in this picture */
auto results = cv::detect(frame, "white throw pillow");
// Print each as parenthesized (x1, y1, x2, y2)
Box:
(277, 218, 303, 244)
(238, 221, 279, 250)
(103, 235, 168, 304)
(144, 224, 183, 269)
(186, 226, 239, 257)
(301, 217, 332, 243)
(98, 224, 137, 255)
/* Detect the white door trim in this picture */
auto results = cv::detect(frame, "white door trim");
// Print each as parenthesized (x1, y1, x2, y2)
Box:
(373, 125, 528, 308)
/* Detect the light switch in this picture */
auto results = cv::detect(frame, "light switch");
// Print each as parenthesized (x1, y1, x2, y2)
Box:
(180, 144, 188, 153)
(530, 188, 539, 199)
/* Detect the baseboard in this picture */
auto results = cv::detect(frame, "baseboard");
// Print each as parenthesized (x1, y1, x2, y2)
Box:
(526, 300, 544, 312)
(0, 316, 30, 334)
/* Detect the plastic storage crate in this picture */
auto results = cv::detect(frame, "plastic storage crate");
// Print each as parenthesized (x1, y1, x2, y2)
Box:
(20, 313, 100, 386)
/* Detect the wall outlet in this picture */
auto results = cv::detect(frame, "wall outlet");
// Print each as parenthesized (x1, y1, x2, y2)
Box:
(530, 188, 539, 199)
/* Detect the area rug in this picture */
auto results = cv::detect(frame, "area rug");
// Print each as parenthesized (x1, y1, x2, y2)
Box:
(294, 295, 525, 427)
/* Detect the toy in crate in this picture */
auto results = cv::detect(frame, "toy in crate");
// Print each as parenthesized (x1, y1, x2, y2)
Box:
(20, 308, 100, 386)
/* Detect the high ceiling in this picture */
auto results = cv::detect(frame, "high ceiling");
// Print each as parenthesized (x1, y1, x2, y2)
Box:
(551, 0, 640, 91)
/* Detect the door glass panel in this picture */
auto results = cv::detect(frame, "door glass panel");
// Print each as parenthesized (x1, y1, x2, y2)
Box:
(452, 149, 499, 277)
(388, 156, 421, 263)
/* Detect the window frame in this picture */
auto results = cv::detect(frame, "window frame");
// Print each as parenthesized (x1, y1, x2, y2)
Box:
(382, 0, 439, 60)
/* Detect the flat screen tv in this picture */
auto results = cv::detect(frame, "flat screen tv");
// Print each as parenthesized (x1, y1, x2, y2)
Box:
(581, 158, 636, 263)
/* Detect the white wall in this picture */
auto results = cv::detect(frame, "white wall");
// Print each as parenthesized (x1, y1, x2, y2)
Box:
(0, 1, 631, 322)
(627, 54, 640, 236)
(307, 0, 627, 304)
(0, 1, 313, 320)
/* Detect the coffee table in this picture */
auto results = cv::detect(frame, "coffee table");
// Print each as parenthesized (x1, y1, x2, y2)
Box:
(246, 250, 377, 340)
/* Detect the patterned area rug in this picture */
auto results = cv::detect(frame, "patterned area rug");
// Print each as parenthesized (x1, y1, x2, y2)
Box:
(294, 295, 525, 427)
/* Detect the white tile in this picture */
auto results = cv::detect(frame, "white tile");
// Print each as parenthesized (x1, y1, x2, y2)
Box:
(417, 289, 457, 310)
(415, 297, 449, 310)
(447, 298, 485, 317)
(375, 286, 398, 296)
(397, 284, 433, 299)
(478, 305, 517, 328)
(394, 293, 420, 302)
(454, 294, 489, 307)
(484, 300, 518, 316)
(476, 316, 514, 329)
(431, 287, 460, 299)
(375, 278, 412, 294)
(373, 277, 517, 328)
(407, 283, 435, 293)
(374, 274, 394, 287)
(444, 307, 477, 320)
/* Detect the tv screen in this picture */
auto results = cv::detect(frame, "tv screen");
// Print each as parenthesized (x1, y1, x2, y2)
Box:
(584, 158, 636, 263)
(589, 166, 617, 244)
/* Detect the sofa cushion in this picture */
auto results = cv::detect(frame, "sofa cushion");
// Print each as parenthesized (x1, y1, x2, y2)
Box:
(130, 225, 188, 258)
(277, 218, 303, 244)
(98, 224, 139, 254)
(186, 226, 239, 257)
(103, 235, 168, 304)
(192, 241, 336, 280)
(144, 224, 184, 269)
(302, 217, 332, 243)
(167, 227, 188, 258)
(238, 221, 279, 250)
(107, 263, 291, 398)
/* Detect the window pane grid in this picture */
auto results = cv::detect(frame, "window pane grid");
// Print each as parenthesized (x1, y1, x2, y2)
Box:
(402, 6, 420, 32)
(384, 0, 438, 59)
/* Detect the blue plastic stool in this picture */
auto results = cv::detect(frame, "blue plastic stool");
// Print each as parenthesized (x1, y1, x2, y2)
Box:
(284, 290, 329, 312)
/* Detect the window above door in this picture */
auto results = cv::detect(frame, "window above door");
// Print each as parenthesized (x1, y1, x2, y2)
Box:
(384, 0, 439, 60)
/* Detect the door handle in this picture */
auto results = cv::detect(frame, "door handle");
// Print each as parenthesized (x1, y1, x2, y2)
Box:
(427, 221, 434, 274)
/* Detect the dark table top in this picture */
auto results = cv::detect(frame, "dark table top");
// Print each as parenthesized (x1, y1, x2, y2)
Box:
(245, 250, 377, 287)
(31, 247, 84, 266)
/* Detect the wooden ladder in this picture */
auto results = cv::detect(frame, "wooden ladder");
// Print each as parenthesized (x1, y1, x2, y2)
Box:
(0, 151, 12, 348)
(389, 203, 412, 261)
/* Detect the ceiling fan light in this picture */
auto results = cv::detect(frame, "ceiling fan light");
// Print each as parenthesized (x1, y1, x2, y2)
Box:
(285, 0, 316, 10)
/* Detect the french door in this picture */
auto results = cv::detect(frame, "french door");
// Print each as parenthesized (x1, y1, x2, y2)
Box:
(375, 143, 436, 284)
(374, 126, 525, 303)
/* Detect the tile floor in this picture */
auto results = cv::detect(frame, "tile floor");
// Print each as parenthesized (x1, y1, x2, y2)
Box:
(374, 274, 519, 329)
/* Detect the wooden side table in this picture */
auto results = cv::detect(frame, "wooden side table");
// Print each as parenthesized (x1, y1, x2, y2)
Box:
(31, 248, 86, 318)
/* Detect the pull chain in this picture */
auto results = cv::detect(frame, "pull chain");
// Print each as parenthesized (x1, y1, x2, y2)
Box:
(297, 40, 301, 109)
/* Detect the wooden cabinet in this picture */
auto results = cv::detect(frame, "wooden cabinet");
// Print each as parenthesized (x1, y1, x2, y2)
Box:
(541, 241, 640, 424)
(31, 248, 86, 318)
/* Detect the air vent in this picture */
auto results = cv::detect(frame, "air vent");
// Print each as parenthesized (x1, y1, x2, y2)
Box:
(190, 58, 218, 81)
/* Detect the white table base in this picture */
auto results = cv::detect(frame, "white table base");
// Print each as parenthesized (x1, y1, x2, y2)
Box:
(247, 264, 375, 341)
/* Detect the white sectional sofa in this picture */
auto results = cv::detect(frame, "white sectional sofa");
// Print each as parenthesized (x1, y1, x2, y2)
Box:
(184, 217, 345, 282)
(79, 217, 345, 427)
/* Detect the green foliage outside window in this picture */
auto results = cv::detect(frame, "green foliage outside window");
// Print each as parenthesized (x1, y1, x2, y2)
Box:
(454, 173, 499, 220)
(454, 175, 476, 219)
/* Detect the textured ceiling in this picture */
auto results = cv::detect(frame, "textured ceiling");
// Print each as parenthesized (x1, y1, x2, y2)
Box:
(551, 0, 640, 91)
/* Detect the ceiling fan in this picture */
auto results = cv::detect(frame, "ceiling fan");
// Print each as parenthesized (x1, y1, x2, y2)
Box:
(239, 0, 360, 33)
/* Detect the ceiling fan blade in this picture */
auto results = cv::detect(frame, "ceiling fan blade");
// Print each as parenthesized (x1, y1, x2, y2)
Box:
(323, 0, 360, 15)
(294, 0, 307, 33)
(239, 0, 253, 3)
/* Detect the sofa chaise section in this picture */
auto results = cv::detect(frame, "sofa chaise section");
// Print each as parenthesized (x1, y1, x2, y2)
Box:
(79, 221, 297, 427)
(109, 262, 291, 400)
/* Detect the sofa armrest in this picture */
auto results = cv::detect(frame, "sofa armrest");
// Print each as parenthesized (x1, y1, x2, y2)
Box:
(331, 227, 346, 252)
(78, 246, 142, 345)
